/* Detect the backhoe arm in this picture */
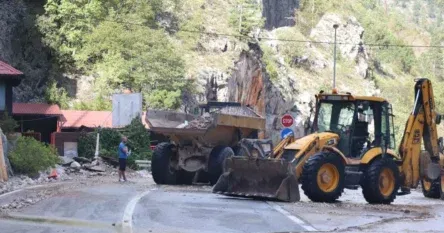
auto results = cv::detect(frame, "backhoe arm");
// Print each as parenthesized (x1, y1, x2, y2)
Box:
(274, 135, 295, 159)
(399, 79, 442, 188)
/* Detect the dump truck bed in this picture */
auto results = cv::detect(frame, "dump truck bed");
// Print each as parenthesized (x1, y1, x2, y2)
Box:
(146, 106, 265, 146)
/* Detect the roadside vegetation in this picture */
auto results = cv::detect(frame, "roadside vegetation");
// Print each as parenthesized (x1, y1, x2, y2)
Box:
(78, 117, 151, 168)
(9, 137, 60, 177)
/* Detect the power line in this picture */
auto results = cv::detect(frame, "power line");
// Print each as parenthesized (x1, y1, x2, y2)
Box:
(103, 19, 444, 49)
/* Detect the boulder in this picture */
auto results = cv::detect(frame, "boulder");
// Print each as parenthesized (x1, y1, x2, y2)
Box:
(70, 161, 81, 169)
(59, 156, 74, 166)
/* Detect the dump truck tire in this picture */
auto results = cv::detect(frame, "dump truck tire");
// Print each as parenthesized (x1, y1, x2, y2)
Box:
(301, 152, 345, 203)
(208, 146, 234, 185)
(152, 142, 177, 184)
(421, 177, 441, 199)
(361, 158, 399, 204)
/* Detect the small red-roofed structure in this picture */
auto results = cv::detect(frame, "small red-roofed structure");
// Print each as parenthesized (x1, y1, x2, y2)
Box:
(0, 60, 23, 116)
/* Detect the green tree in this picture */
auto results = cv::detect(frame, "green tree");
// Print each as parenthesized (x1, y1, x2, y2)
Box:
(77, 21, 187, 109)
(38, 0, 109, 68)
(229, 0, 264, 36)
(45, 82, 70, 109)
(39, 0, 188, 110)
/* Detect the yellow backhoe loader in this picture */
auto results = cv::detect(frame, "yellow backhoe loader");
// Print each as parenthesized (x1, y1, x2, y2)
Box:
(213, 78, 444, 204)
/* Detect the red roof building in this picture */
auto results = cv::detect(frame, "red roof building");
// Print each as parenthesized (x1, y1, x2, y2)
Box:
(12, 103, 64, 143)
(0, 61, 23, 77)
(61, 110, 113, 130)
(60, 110, 149, 131)
(0, 61, 23, 116)
(13, 103, 63, 116)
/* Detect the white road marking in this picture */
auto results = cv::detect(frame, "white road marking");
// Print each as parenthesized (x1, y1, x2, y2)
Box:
(122, 188, 156, 233)
(267, 201, 317, 232)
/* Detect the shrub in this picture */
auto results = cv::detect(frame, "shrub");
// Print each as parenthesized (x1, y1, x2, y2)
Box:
(121, 117, 152, 167)
(0, 112, 18, 134)
(261, 45, 279, 81)
(77, 131, 97, 159)
(77, 116, 152, 168)
(9, 137, 60, 177)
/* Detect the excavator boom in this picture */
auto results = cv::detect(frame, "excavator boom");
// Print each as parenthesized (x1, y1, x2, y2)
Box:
(399, 79, 442, 189)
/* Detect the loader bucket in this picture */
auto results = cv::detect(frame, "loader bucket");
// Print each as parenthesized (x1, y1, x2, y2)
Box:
(212, 156, 300, 202)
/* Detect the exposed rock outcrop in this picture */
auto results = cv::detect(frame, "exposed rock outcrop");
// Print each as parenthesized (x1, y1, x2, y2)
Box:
(310, 13, 370, 78)
(180, 69, 230, 114)
(310, 14, 365, 60)
(228, 42, 313, 143)
(262, 0, 300, 30)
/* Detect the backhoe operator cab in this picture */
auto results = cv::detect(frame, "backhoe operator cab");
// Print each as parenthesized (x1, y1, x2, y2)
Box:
(312, 93, 396, 159)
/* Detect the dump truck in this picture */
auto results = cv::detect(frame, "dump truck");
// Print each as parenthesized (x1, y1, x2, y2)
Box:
(146, 102, 266, 185)
(213, 78, 444, 204)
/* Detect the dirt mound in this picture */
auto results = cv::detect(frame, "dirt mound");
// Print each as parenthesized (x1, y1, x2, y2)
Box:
(219, 106, 260, 117)
(185, 113, 214, 129)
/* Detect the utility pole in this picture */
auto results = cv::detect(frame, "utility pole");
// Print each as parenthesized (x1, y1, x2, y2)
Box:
(333, 24, 339, 90)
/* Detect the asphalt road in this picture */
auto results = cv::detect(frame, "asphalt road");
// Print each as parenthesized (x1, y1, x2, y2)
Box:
(0, 182, 314, 233)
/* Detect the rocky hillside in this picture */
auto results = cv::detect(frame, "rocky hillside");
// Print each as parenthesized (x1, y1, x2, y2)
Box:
(2, 0, 444, 143)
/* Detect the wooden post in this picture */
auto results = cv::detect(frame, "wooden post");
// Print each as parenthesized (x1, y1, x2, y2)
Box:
(0, 133, 7, 182)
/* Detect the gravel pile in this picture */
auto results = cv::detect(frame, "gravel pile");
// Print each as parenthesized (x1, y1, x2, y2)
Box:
(182, 106, 260, 130)
(184, 113, 214, 129)
(219, 106, 260, 117)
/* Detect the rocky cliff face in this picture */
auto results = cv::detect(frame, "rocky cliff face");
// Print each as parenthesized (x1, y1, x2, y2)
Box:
(310, 14, 370, 79)
(262, 0, 299, 30)
(227, 43, 312, 143)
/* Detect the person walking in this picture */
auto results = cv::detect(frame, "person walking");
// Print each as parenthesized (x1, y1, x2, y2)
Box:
(118, 136, 129, 182)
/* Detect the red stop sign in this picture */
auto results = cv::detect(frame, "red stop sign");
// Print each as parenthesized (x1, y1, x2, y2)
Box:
(281, 114, 294, 127)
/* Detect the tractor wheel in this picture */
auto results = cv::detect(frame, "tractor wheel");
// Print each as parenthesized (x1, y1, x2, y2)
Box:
(361, 158, 399, 204)
(177, 170, 196, 185)
(208, 146, 234, 185)
(301, 152, 345, 202)
(421, 177, 441, 199)
(151, 142, 177, 185)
